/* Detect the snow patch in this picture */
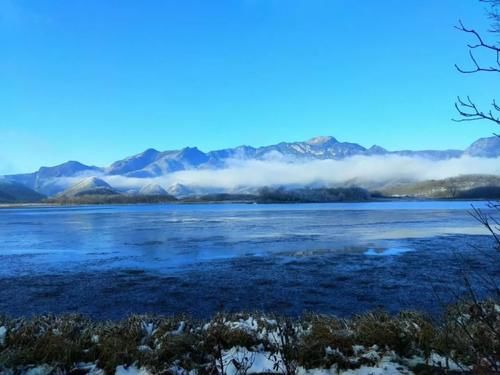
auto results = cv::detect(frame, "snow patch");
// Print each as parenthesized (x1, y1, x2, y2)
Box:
(170, 321, 186, 336)
(226, 317, 258, 332)
(429, 353, 470, 372)
(24, 365, 54, 375)
(75, 363, 104, 375)
(406, 352, 471, 372)
(222, 347, 280, 375)
(0, 326, 6, 346)
(340, 356, 412, 374)
(137, 345, 153, 354)
(115, 364, 152, 375)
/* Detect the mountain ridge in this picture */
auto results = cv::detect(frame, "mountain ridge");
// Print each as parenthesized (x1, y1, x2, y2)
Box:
(0, 179, 46, 203)
(3, 135, 500, 196)
(57, 177, 119, 198)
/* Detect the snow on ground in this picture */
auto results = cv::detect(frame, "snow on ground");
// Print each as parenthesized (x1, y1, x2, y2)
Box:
(170, 320, 186, 336)
(0, 314, 481, 374)
(142, 322, 156, 337)
(23, 365, 54, 375)
(225, 317, 258, 332)
(405, 352, 471, 372)
(0, 325, 6, 346)
(221, 347, 280, 375)
(428, 353, 470, 372)
(75, 363, 105, 375)
(339, 356, 413, 374)
(0, 350, 468, 375)
(220, 347, 415, 375)
(115, 364, 152, 375)
(297, 357, 414, 375)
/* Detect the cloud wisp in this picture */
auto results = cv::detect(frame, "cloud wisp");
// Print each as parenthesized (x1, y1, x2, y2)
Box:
(96, 155, 500, 193)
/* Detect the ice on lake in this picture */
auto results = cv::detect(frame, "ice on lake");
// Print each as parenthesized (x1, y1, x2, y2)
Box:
(0, 201, 497, 319)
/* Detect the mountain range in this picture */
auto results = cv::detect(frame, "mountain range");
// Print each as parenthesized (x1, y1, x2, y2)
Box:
(0, 179, 46, 203)
(2, 135, 500, 199)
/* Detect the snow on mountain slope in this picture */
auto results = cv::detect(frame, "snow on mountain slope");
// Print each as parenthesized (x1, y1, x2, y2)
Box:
(3, 135, 500, 196)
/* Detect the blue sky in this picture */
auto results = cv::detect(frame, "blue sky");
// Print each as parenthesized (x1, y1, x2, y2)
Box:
(0, 0, 498, 174)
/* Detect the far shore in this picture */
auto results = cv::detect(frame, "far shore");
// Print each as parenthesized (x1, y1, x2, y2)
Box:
(0, 196, 495, 209)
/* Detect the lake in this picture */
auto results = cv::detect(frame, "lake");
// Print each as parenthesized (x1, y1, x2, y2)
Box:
(0, 201, 498, 319)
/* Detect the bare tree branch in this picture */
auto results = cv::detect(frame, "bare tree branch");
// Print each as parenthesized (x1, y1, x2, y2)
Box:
(453, 96, 500, 125)
(455, 20, 500, 74)
(480, 0, 500, 33)
(454, 9, 500, 126)
(469, 205, 500, 250)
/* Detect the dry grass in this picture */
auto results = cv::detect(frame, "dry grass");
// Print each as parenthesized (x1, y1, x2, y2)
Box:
(0, 303, 498, 374)
(298, 314, 355, 369)
(352, 310, 435, 358)
(434, 300, 500, 372)
(0, 315, 96, 369)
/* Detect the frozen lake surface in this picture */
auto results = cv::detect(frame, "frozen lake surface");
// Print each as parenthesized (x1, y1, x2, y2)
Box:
(0, 201, 498, 319)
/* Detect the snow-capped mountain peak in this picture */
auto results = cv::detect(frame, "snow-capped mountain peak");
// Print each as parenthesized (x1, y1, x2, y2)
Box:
(306, 136, 338, 145)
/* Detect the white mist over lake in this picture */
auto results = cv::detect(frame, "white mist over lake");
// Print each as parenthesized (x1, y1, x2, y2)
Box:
(96, 155, 500, 192)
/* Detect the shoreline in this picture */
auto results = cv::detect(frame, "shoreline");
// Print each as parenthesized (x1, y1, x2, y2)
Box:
(0, 197, 495, 209)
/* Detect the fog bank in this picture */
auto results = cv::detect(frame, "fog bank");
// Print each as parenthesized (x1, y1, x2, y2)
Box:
(100, 155, 500, 192)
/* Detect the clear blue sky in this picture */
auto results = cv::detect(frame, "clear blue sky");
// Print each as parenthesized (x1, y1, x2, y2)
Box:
(0, 0, 498, 174)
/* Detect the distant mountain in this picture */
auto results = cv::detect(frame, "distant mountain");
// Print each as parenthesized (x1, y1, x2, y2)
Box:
(101, 135, 491, 180)
(3, 135, 500, 197)
(166, 183, 194, 198)
(106, 147, 209, 178)
(49, 177, 176, 204)
(0, 179, 45, 203)
(250, 136, 368, 159)
(58, 177, 118, 198)
(391, 149, 463, 160)
(37, 161, 102, 179)
(106, 148, 162, 176)
(366, 145, 388, 155)
(5, 161, 102, 196)
(465, 136, 500, 158)
(379, 174, 500, 199)
(138, 183, 169, 196)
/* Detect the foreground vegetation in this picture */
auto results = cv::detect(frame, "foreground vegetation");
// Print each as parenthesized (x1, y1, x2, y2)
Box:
(0, 300, 498, 374)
